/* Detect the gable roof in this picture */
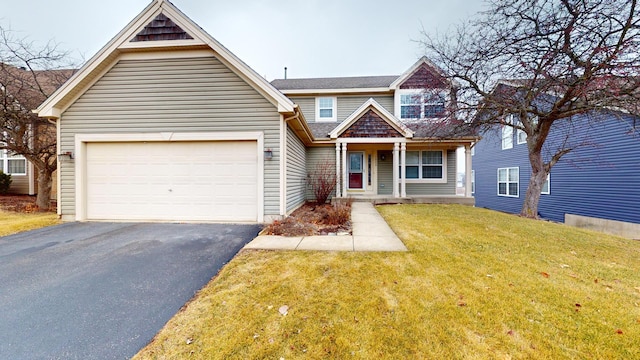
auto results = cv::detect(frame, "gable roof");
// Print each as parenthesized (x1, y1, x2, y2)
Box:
(389, 56, 457, 90)
(36, 0, 296, 119)
(1, 63, 74, 111)
(329, 98, 413, 139)
(271, 75, 397, 93)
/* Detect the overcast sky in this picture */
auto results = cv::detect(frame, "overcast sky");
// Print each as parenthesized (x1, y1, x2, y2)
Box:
(1, 0, 485, 80)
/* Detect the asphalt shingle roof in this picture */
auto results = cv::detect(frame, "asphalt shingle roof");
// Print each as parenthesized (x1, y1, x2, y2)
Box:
(271, 75, 398, 90)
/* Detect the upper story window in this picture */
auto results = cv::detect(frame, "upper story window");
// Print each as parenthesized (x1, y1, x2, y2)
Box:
(316, 97, 337, 122)
(502, 114, 514, 150)
(397, 90, 446, 120)
(0, 150, 27, 175)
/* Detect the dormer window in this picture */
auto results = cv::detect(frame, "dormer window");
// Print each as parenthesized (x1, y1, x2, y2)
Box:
(316, 97, 337, 122)
(397, 90, 446, 120)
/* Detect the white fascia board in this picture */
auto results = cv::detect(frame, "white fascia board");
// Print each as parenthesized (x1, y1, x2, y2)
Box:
(280, 88, 392, 95)
(37, 0, 295, 118)
(158, 3, 296, 113)
(37, 1, 161, 118)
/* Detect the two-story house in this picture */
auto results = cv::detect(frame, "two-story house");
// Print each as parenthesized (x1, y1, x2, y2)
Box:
(271, 58, 476, 204)
(35, 0, 477, 223)
(473, 109, 640, 239)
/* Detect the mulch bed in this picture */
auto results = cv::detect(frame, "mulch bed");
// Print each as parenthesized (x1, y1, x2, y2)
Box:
(263, 202, 352, 236)
(0, 195, 52, 213)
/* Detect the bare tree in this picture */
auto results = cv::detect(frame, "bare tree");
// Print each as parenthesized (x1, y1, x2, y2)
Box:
(308, 159, 337, 204)
(421, 0, 640, 218)
(0, 26, 76, 210)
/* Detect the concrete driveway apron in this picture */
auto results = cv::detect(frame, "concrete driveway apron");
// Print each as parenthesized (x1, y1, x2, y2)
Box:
(0, 222, 260, 360)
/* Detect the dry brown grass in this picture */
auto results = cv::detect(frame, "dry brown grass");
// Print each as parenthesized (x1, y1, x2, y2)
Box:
(0, 209, 59, 237)
(134, 205, 640, 359)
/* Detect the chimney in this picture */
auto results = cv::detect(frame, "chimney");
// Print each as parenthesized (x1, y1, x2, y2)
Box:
(284, 67, 287, 79)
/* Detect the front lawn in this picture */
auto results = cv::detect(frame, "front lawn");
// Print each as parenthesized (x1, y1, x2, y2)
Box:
(0, 210, 59, 237)
(134, 205, 640, 359)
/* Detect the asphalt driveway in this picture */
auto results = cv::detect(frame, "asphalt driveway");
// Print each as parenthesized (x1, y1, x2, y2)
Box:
(0, 222, 260, 360)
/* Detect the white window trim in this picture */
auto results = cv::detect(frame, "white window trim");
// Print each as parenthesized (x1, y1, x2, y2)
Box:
(541, 173, 550, 195)
(471, 169, 475, 194)
(502, 115, 514, 150)
(403, 149, 447, 184)
(0, 149, 27, 176)
(497, 167, 519, 197)
(516, 127, 527, 144)
(395, 89, 448, 120)
(315, 96, 337, 122)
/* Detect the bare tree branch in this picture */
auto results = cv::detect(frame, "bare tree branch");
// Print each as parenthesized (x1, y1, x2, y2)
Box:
(419, 0, 640, 219)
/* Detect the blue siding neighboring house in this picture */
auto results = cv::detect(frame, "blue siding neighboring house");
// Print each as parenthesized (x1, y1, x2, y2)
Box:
(473, 111, 640, 236)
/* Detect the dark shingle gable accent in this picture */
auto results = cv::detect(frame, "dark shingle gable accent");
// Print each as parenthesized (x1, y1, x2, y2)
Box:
(341, 110, 403, 138)
(131, 13, 194, 42)
(399, 64, 447, 89)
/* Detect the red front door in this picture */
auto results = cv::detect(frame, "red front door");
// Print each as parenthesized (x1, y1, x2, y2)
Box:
(348, 152, 364, 189)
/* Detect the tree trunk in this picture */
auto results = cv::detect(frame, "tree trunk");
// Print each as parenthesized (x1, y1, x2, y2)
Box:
(35, 168, 52, 211)
(520, 148, 547, 218)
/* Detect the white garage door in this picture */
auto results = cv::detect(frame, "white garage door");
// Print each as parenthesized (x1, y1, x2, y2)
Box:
(85, 141, 258, 222)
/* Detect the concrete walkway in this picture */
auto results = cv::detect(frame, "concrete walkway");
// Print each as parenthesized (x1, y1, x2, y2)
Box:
(244, 202, 408, 252)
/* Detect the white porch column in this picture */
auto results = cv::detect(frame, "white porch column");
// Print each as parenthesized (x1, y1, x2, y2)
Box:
(400, 143, 407, 198)
(465, 144, 473, 197)
(341, 143, 347, 197)
(335, 143, 341, 198)
(392, 142, 399, 198)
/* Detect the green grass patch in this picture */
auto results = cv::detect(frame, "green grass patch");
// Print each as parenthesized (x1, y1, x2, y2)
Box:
(134, 205, 640, 359)
(0, 210, 59, 237)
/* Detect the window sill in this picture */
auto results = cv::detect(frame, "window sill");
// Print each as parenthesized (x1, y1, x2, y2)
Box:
(497, 194, 519, 198)
(404, 179, 447, 184)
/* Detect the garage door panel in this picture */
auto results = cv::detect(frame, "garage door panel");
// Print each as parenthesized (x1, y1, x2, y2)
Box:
(85, 141, 258, 222)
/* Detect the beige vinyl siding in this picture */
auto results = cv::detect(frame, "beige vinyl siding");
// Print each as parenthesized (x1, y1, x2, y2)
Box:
(305, 146, 336, 201)
(337, 95, 393, 121)
(8, 175, 29, 194)
(289, 95, 393, 123)
(286, 125, 306, 212)
(290, 97, 315, 122)
(406, 150, 456, 195)
(377, 150, 393, 195)
(59, 55, 281, 217)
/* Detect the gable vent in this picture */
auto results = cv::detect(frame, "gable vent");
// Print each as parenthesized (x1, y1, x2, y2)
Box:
(131, 13, 194, 42)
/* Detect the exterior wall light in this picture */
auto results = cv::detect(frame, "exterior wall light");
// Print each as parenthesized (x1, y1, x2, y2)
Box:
(264, 148, 273, 160)
(57, 151, 74, 161)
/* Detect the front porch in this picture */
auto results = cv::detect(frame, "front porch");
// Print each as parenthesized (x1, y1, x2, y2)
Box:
(333, 195, 475, 206)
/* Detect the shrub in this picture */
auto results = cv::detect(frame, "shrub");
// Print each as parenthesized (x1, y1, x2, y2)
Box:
(308, 159, 336, 204)
(0, 171, 11, 194)
(326, 202, 351, 226)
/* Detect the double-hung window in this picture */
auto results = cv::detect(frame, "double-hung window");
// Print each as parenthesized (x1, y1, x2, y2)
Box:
(0, 150, 26, 175)
(398, 90, 446, 120)
(403, 150, 445, 181)
(541, 173, 550, 194)
(316, 97, 337, 122)
(400, 94, 421, 119)
(497, 167, 519, 197)
(423, 92, 446, 118)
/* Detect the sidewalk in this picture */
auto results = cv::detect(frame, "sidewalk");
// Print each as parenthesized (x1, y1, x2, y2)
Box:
(243, 202, 408, 252)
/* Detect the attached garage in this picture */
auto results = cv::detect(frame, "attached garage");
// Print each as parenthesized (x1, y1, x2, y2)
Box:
(74, 132, 265, 222)
(36, 1, 309, 224)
